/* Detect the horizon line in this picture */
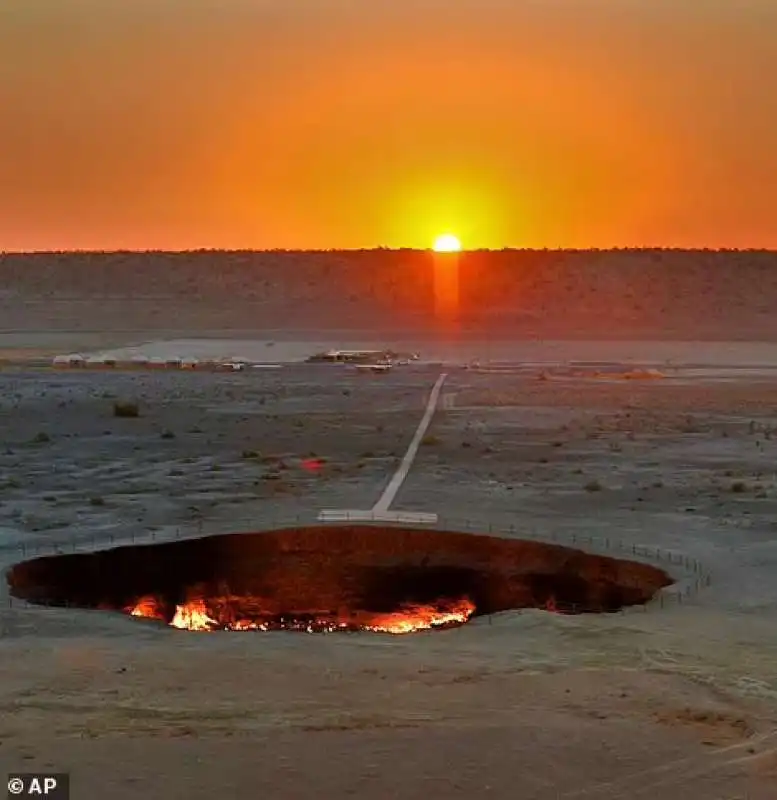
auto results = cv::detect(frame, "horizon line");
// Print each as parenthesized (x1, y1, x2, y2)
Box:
(2, 246, 777, 256)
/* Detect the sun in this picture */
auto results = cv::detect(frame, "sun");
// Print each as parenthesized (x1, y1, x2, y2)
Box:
(432, 233, 461, 253)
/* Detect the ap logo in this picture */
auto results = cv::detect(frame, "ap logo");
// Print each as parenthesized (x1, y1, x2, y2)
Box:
(7, 774, 69, 799)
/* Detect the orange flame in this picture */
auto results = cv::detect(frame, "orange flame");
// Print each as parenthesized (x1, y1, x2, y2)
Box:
(126, 595, 165, 620)
(170, 598, 218, 630)
(126, 595, 476, 633)
(361, 600, 476, 633)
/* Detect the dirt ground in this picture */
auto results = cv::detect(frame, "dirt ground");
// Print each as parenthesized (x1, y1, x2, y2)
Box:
(2, 353, 777, 798)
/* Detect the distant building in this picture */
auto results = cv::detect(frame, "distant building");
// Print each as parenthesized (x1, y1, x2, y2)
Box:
(54, 353, 86, 367)
(85, 355, 114, 368)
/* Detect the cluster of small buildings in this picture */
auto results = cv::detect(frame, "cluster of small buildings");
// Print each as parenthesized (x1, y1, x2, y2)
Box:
(50, 348, 420, 373)
(51, 354, 257, 372)
(305, 349, 420, 365)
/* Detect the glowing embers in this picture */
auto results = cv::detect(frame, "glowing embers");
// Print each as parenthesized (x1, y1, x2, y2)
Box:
(126, 591, 476, 633)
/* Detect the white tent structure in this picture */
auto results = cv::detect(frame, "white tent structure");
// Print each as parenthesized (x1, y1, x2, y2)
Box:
(130, 354, 150, 366)
(181, 357, 199, 369)
(56, 353, 86, 367)
(148, 357, 167, 369)
(52, 354, 71, 367)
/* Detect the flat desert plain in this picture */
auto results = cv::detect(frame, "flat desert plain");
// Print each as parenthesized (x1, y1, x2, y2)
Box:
(3, 249, 777, 342)
(1, 252, 777, 799)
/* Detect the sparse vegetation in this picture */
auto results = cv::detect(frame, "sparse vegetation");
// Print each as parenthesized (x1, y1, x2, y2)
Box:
(421, 434, 440, 446)
(584, 479, 604, 492)
(113, 401, 139, 418)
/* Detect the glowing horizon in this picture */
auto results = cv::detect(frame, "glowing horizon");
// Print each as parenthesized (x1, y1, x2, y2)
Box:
(1, 2, 776, 252)
(433, 234, 462, 253)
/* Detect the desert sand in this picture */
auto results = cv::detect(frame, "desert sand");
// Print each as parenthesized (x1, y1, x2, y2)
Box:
(1, 338, 777, 797)
(3, 249, 777, 344)
(1, 250, 777, 797)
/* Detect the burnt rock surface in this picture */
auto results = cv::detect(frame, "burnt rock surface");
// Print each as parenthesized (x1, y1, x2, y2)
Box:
(5, 525, 672, 624)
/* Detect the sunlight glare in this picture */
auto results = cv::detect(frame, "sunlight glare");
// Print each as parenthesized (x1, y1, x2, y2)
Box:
(432, 233, 461, 253)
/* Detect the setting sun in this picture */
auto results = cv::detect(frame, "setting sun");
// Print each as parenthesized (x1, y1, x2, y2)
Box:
(433, 234, 461, 253)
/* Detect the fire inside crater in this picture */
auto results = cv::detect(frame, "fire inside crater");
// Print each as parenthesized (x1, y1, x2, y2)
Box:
(6, 526, 672, 633)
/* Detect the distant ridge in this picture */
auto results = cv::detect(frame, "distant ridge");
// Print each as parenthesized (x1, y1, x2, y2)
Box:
(3, 249, 777, 340)
(3, 247, 776, 255)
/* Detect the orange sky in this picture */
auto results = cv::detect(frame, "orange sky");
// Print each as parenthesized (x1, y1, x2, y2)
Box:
(1, 1, 775, 251)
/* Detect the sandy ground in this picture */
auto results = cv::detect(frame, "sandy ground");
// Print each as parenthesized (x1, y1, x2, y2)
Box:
(2, 349, 777, 798)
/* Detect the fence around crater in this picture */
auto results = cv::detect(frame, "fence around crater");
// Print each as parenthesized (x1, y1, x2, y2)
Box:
(2, 510, 711, 617)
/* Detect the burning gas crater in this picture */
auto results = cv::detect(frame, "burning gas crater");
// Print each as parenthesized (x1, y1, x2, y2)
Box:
(6, 526, 672, 634)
